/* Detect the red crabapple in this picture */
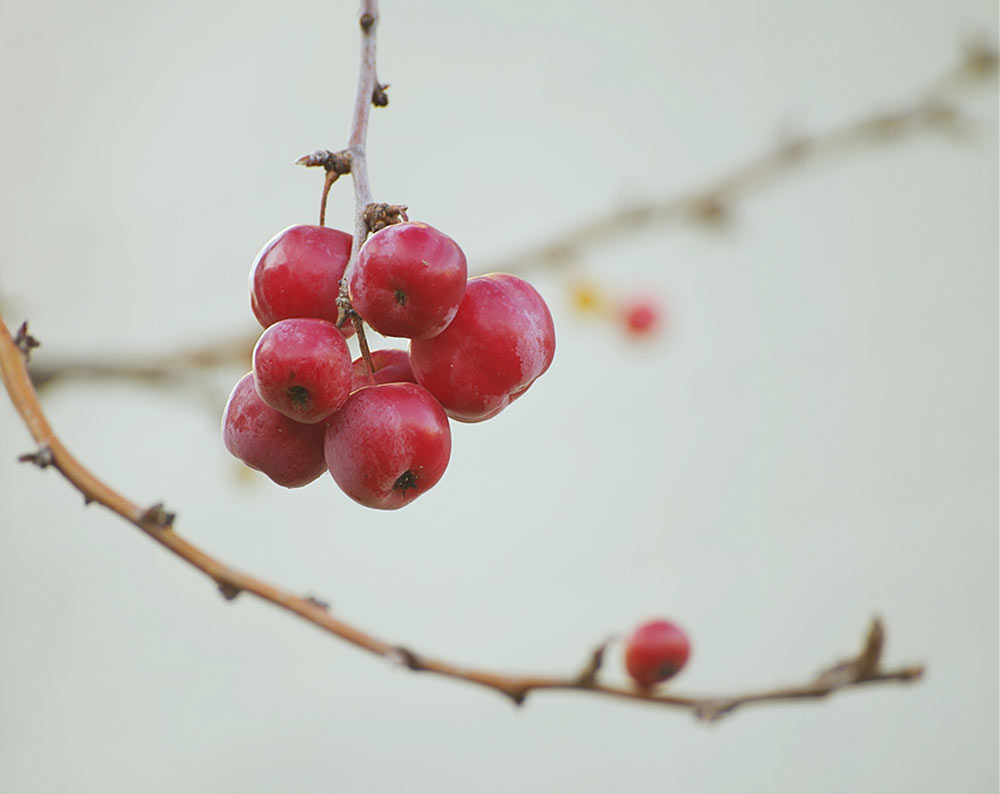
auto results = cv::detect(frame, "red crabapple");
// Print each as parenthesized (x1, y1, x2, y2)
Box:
(250, 224, 354, 337)
(252, 318, 353, 423)
(350, 348, 416, 392)
(222, 373, 327, 488)
(623, 299, 659, 336)
(349, 221, 467, 340)
(324, 383, 451, 510)
(409, 273, 555, 422)
(624, 619, 690, 689)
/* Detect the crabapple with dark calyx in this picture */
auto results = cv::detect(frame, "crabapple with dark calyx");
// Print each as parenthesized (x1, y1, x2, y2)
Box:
(252, 318, 353, 423)
(250, 224, 355, 338)
(324, 383, 451, 510)
(222, 373, 328, 488)
(624, 619, 691, 689)
(349, 221, 467, 340)
(350, 348, 416, 392)
(409, 273, 555, 423)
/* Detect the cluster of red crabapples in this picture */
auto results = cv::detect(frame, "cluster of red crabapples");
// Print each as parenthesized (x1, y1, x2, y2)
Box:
(222, 221, 556, 510)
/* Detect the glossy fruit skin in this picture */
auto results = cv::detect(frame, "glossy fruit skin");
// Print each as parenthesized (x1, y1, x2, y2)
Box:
(324, 383, 451, 510)
(250, 225, 354, 337)
(624, 619, 691, 689)
(350, 348, 416, 393)
(349, 222, 467, 340)
(409, 273, 555, 423)
(222, 373, 327, 488)
(252, 318, 352, 424)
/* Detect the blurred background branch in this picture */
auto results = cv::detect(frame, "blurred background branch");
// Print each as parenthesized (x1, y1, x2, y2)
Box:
(22, 36, 996, 392)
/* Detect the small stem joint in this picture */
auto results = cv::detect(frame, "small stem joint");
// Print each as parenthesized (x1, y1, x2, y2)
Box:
(295, 150, 353, 227)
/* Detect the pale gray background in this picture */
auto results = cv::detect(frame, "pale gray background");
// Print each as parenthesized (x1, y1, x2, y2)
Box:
(0, 1, 997, 792)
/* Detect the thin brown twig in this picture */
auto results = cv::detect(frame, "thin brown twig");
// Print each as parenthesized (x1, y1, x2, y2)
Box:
(0, 315, 923, 718)
(22, 37, 996, 391)
(336, 0, 380, 376)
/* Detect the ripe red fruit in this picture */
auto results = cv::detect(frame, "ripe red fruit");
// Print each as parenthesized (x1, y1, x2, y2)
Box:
(250, 224, 354, 337)
(409, 273, 555, 423)
(349, 221, 467, 339)
(324, 383, 451, 510)
(252, 318, 353, 423)
(222, 373, 328, 488)
(623, 299, 659, 336)
(350, 348, 416, 392)
(624, 619, 691, 689)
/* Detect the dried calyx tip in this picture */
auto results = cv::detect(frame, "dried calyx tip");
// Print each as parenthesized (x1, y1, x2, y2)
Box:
(363, 203, 409, 233)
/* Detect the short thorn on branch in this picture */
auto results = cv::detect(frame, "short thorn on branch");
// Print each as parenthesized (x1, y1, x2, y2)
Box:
(18, 444, 54, 469)
(363, 202, 408, 233)
(962, 35, 999, 77)
(386, 645, 425, 671)
(692, 195, 731, 227)
(141, 501, 176, 529)
(576, 636, 614, 687)
(218, 583, 242, 601)
(14, 321, 40, 360)
(304, 594, 331, 611)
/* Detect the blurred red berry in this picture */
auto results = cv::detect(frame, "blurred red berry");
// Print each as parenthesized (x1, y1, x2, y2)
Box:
(623, 300, 659, 336)
(624, 619, 690, 689)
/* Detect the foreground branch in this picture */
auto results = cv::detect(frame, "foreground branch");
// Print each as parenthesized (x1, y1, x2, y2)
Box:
(24, 37, 997, 390)
(0, 316, 923, 719)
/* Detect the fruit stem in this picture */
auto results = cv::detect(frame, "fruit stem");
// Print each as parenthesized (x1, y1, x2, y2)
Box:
(350, 311, 376, 377)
